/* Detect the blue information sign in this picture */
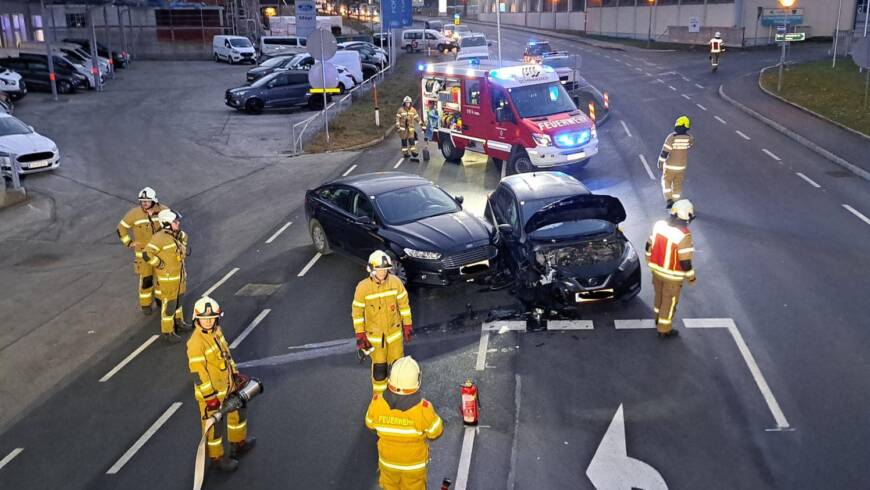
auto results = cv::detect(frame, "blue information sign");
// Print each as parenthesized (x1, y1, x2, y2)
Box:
(760, 8, 804, 27)
(382, 0, 412, 29)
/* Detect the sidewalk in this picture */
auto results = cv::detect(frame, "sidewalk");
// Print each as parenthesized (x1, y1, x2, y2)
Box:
(720, 71, 870, 181)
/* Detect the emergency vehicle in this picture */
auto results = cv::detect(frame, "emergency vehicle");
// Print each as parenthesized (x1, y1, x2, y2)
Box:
(420, 60, 598, 174)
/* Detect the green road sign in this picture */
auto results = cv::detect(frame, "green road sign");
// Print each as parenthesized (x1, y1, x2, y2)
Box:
(775, 32, 806, 42)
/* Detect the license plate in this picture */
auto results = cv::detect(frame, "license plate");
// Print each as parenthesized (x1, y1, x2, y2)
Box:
(28, 161, 50, 169)
(460, 259, 489, 275)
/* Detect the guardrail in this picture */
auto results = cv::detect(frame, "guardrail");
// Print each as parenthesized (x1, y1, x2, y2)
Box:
(289, 63, 391, 155)
(2, 155, 23, 190)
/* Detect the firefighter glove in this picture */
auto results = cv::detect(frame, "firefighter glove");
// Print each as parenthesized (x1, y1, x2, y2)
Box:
(356, 332, 373, 351)
(233, 372, 251, 389)
(205, 397, 221, 412)
(403, 323, 413, 343)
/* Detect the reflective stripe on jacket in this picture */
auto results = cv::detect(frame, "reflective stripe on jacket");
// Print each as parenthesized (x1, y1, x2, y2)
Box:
(144, 230, 189, 278)
(660, 132, 694, 172)
(645, 220, 695, 282)
(709, 39, 723, 53)
(187, 327, 237, 402)
(365, 395, 443, 471)
(352, 275, 412, 341)
(117, 204, 167, 251)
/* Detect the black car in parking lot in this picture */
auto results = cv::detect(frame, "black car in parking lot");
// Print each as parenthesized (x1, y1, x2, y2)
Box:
(62, 38, 129, 68)
(225, 70, 322, 114)
(305, 172, 498, 286)
(246, 54, 298, 83)
(486, 172, 640, 310)
(0, 56, 86, 94)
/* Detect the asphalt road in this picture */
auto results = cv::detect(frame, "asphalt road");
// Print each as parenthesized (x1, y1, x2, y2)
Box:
(1, 26, 869, 490)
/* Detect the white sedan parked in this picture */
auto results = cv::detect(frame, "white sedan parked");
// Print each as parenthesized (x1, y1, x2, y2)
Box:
(0, 113, 60, 175)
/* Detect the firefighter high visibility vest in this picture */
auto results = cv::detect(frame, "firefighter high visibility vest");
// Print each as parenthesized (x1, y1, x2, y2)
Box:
(187, 327, 238, 403)
(352, 275, 412, 345)
(709, 38, 723, 53)
(660, 132, 694, 172)
(646, 220, 695, 282)
(117, 204, 167, 253)
(144, 229, 189, 281)
(365, 395, 443, 472)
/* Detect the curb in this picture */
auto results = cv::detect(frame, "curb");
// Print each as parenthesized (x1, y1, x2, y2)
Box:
(338, 125, 396, 152)
(757, 66, 870, 143)
(718, 82, 870, 182)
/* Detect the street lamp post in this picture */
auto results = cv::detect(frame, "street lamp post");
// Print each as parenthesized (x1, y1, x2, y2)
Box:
(777, 0, 796, 92)
(647, 0, 655, 49)
(496, 0, 503, 66)
(832, 0, 843, 68)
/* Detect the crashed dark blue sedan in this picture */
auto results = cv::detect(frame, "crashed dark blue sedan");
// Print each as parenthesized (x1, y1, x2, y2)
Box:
(304, 172, 497, 286)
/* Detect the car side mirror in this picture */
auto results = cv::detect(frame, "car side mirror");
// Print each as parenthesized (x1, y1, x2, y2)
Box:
(497, 223, 514, 235)
(28, 125, 34, 132)
(454, 195, 464, 205)
(357, 216, 378, 229)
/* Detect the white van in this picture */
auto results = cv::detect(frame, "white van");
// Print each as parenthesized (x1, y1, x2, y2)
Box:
(259, 36, 306, 59)
(400, 29, 455, 53)
(213, 35, 256, 64)
(327, 50, 363, 84)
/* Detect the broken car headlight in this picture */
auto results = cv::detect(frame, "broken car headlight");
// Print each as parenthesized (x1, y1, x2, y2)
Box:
(617, 242, 638, 272)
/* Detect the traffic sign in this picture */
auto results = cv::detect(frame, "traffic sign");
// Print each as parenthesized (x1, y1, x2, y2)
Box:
(306, 28, 337, 61)
(308, 61, 338, 90)
(296, 0, 317, 39)
(775, 32, 806, 42)
(688, 16, 700, 33)
(381, 0, 412, 29)
(760, 7, 804, 27)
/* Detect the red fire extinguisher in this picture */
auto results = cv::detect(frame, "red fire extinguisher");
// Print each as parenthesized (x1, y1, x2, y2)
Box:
(460, 379, 479, 426)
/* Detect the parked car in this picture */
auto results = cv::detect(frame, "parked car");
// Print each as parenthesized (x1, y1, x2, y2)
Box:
(213, 35, 257, 64)
(62, 38, 129, 68)
(0, 67, 26, 100)
(225, 70, 324, 113)
(285, 51, 364, 85)
(338, 41, 387, 64)
(400, 29, 455, 53)
(0, 92, 13, 114)
(258, 36, 307, 59)
(0, 54, 86, 94)
(523, 40, 556, 64)
(305, 172, 497, 286)
(485, 172, 640, 310)
(5, 47, 101, 89)
(247, 54, 297, 83)
(457, 33, 490, 58)
(372, 31, 392, 50)
(0, 113, 60, 175)
(19, 42, 109, 79)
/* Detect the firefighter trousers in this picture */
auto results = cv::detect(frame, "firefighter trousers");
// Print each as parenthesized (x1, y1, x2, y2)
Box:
(378, 465, 427, 490)
(652, 274, 683, 334)
(155, 275, 186, 334)
(134, 257, 155, 308)
(200, 403, 248, 459)
(400, 132, 418, 157)
(661, 171, 684, 203)
(368, 328, 404, 394)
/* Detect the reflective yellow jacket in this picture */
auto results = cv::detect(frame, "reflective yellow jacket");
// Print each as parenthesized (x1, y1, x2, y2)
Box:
(187, 326, 238, 403)
(396, 106, 422, 139)
(352, 275, 412, 344)
(117, 204, 167, 256)
(365, 394, 443, 471)
(143, 229, 189, 280)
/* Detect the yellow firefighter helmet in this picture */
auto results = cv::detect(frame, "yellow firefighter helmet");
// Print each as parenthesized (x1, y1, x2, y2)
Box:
(388, 356, 421, 394)
(675, 115, 691, 129)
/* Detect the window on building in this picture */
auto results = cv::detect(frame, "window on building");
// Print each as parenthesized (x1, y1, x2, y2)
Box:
(571, 0, 584, 12)
(66, 13, 87, 28)
(706, 0, 734, 4)
(31, 15, 44, 42)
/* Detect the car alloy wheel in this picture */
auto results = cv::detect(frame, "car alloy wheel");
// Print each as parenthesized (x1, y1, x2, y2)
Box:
(511, 153, 533, 174)
(309, 220, 332, 255)
(214, 53, 220, 62)
(245, 98, 264, 114)
(57, 80, 72, 94)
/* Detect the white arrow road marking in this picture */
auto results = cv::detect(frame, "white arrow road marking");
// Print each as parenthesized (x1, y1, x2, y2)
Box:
(586, 404, 668, 490)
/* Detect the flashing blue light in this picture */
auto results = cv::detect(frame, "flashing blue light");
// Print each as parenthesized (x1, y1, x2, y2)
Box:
(490, 69, 510, 80)
(554, 130, 591, 148)
(548, 86, 559, 101)
(417, 63, 425, 72)
(470, 57, 480, 65)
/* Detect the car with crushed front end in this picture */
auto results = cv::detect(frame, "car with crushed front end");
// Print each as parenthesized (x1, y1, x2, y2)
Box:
(305, 172, 498, 286)
(485, 171, 640, 311)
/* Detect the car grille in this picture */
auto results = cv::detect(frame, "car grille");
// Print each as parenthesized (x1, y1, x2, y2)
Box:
(17, 152, 54, 163)
(441, 245, 496, 269)
(241, 53, 253, 59)
(579, 274, 611, 289)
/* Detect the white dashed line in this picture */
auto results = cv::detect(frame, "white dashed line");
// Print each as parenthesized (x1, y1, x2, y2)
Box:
(614, 319, 656, 329)
(0, 448, 23, 470)
(696, 103, 707, 111)
(547, 320, 594, 330)
(842, 204, 870, 226)
(668, 85, 677, 91)
(762, 148, 781, 161)
(342, 164, 357, 176)
(203, 267, 240, 297)
(714, 115, 727, 125)
(735, 130, 751, 140)
(99, 335, 160, 383)
(795, 172, 821, 188)
(681, 76, 690, 82)
(681, 94, 691, 100)
(106, 402, 183, 474)
(297, 252, 322, 277)
(644, 72, 652, 76)
(454, 427, 477, 490)
(638, 154, 656, 180)
(620, 120, 632, 138)
(695, 83, 704, 89)
(393, 157, 404, 169)
(635, 67, 643, 72)
(230, 309, 271, 349)
(265, 221, 293, 244)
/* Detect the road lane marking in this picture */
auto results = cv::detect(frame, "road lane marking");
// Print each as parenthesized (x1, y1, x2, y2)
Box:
(681, 75, 690, 82)
(683, 318, 790, 430)
(668, 85, 677, 91)
(229, 309, 271, 349)
(342, 164, 357, 176)
(455, 427, 477, 490)
(548, 320, 594, 330)
(106, 402, 183, 474)
(696, 103, 707, 111)
(477, 321, 525, 371)
(681, 94, 691, 100)
(714, 115, 727, 125)
(614, 319, 656, 329)
(638, 155, 656, 181)
(265, 221, 292, 244)
(695, 83, 704, 89)
(393, 157, 404, 169)
(655, 78, 665, 84)
(99, 335, 160, 383)
(507, 374, 522, 490)
(0, 448, 23, 470)
(297, 252, 322, 277)
(795, 172, 821, 188)
(203, 268, 239, 297)
(620, 120, 632, 138)
(586, 404, 668, 489)
(635, 67, 643, 72)
(735, 130, 751, 140)
(762, 148, 781, 161)
(842, 204, 870, 225)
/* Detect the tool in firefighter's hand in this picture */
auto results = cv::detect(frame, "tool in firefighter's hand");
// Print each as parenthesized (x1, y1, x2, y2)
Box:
(192, 377, 264, 490)
(460, 379, 480, 426)
(441, 478, 453, 489)
(357, 345, 375, 363)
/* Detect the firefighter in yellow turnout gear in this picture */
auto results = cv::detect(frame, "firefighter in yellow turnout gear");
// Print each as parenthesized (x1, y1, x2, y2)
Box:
(645, 200, 697, 338)
(353, 251, 413, 394)
(117, 187, 168, 314)
(187, 296, 256, 473)
(142, 209, 192, 343)
(365, 356, 443, 490)
(657, 116, 695, 208)
(396, 96, 425, 159)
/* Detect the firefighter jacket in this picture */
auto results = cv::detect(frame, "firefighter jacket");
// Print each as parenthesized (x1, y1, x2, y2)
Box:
(658, 132, 694, 173)
(709, 38, 724, 53)
(396, 106, 422, 139)
(352, 275, 412, 344)
(645, 220, 695, 282)
(187, 326, 238, 404)
(143, 229, 189, 282)
(117, 204, 167, 261)
(365, 394, 443, 472)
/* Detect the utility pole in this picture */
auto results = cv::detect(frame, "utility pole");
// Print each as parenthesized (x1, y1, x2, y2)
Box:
(647, 0, 655, 49)
(777, 0, 795, 92)
(832, 0, 843, 68)
(496, 0, 502, 66)
(40, 0, 58, 100)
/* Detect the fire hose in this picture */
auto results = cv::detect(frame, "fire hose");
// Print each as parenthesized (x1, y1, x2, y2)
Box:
(192, 377, 264, 490)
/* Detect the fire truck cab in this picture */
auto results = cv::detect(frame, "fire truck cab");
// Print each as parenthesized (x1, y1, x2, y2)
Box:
(421, 60, 598, 174)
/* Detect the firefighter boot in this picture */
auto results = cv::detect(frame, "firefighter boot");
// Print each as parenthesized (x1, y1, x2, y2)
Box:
(230, 437, 257, 459)
(162, 332, 183, 344)
(141, 305, 153, 315)
(212, 455, 239, 473)
(175, 318, 193, 332)
(658, 329, 679, 339)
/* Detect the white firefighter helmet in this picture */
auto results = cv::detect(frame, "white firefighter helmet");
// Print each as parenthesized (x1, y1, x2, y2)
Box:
(714, 31, 721, 38)
(403, 96, 412, 104)
(193, 296, 223, 321)
(156, 209, 180, 228)
(138, 187, 158, 203)
(670, 199, 695, 222)
(388, 356, 421, 394)
(367, 250, 393, 274)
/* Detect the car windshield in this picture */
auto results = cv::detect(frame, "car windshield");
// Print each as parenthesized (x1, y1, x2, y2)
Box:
(260, 55, 291, 68)
(527, 42, 553, 56)
(461, 36, 486, 47)
(375, 184, 461, 225)
(63, 50, 87, 64)
(250, 72, 278, 87)
(521, 197, 563, 227)
(0, 117, 32, 136)
(230, 38, 252, 48)
(509, 82, 576, 118)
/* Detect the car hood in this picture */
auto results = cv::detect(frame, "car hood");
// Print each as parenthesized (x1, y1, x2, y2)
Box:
(247, 66, 274, 76)
(0, 132, 55, 154)
(390, 210, 492, 254)
(228, 85, 255, 94)
(524, 194, 626, 234)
